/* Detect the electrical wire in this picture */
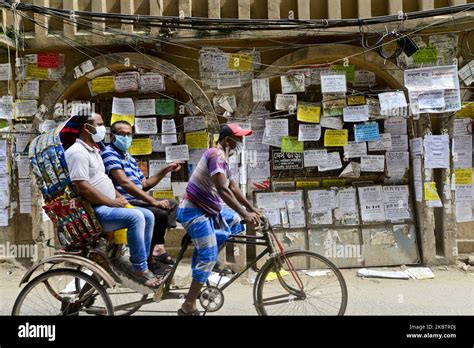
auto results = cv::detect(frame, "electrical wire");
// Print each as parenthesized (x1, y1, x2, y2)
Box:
(6, 4, 473, 136)
(31, 4, 472, 82)
(3, 1, 473, 31)
(13, 10, 474, 98)
(13, 1, 474, 72)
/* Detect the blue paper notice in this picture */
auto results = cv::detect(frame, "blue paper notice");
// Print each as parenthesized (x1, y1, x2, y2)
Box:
(354, 122, 380, 143)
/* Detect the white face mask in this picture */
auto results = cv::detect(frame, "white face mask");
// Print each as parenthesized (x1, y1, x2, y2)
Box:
(88, 125, 106, 143)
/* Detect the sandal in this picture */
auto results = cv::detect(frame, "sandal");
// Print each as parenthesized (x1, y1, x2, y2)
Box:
(153, 252, 175, 265)
(212, 260, 235, 275)
(149, 260, 171, 277)
(131, 269, 164, 288)
(177, 308, 201, 316)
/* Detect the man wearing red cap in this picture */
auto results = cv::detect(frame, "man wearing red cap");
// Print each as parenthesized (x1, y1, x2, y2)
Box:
(176, 123, 262, 315)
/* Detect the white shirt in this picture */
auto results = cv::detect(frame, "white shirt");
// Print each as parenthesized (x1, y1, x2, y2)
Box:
(65, 139, 116, 201)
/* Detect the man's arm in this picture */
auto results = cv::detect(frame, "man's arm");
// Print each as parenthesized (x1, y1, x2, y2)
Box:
(141, 167, 168, 192)
(229, 179, 261, 214)
(73, 180, 125, 207)
(212, 173, 260, 226)
(141, 162, 182, 191)
(110, 169, 158, 205)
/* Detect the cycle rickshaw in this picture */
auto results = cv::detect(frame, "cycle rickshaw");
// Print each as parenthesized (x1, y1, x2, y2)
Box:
(12, 118, 347, 316)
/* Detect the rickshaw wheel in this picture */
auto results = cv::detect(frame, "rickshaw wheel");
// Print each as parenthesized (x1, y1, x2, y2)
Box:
(12, 268, 114, 316)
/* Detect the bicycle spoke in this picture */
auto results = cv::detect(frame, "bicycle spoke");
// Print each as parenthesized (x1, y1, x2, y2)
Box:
(256, 251, 347, 316)
(13, 269, 113, 316)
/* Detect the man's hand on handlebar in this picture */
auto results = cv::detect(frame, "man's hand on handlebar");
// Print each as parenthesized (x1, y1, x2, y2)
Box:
(244, 211, 261, 227)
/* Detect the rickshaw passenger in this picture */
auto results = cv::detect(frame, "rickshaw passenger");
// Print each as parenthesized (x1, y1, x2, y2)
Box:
(64, 113, 162, 288)
(101, 121, 182, 275)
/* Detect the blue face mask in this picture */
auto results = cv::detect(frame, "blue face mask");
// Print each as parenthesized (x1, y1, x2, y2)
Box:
(113, 134, 133, 152)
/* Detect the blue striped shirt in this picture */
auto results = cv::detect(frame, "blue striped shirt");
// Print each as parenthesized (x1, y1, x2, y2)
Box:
(101, 144, 145, 201)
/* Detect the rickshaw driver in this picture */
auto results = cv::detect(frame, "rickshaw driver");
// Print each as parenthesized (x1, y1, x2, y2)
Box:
(176, 123, 263, 316)
(64, 113, 163, 288)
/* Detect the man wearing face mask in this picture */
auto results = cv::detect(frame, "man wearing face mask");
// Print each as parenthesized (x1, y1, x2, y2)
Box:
(176, 123, 262, 316)
(64, 114, 163, 288)
(101, 121, 182, 275)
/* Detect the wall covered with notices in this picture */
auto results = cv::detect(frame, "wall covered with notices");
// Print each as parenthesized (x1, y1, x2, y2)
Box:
(0, 27, 473, 263)
(191, 33, 473, 263)
(254, 185, 419, 267)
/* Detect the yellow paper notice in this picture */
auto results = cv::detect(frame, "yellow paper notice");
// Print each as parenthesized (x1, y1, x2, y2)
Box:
(455, 102, 474, 118)
(454, 168, 473, 185)
(186, 131, 209, 150)
(152, 190, 175, 199)
(296, 181, 320, 189)
(424, 182, 441, 201)
(26, 65, 49, 80)
(228, 54, 253, 72)
(111, 114, 135, 127)
(322, 179, 347, 188)
(347, 95, 366, 106)
(324, 130, 348, 147)
(297, 104, 321, 123)
(281, 136, 304, 153)
(129, 137, 152, 156)
(91, 76, 115, 94)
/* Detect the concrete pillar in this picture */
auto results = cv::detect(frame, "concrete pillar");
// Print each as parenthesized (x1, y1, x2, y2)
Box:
(179, 0, 192, 17)
(34, 0, 48, 41)
(449, 0, 467, 4)
(388, 0, 403, 14)
(328, 0, 341, 19)
(415, 114, 437, 264)
(4, 0, 20, 34)
(91, 0, 107, 44)
(208, 0, 221, 18)
(268, 0, 281, 20)
(418, 0, 434, 10)
(358, 0, 372, 18)
(120, 0, 134, 33)
(63, 0, 78, 40)
(297, 0, 310, 20)
(150, 0, 164, 36)
(440, 114, 458, 263)
(238, 0, 251, 19)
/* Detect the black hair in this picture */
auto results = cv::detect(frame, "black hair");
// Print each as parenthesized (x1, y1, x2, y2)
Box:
(67, 115, 94, 130)
(111, 121, 132, 134)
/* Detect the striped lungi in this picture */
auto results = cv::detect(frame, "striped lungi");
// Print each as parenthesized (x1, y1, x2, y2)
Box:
(176, 200, 244, 283)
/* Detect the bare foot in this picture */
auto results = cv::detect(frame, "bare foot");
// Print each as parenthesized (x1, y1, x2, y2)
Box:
(131, 269, 163, 288)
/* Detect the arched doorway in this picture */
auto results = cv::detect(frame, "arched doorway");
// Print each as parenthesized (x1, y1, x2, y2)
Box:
(42, 52, 216, 127)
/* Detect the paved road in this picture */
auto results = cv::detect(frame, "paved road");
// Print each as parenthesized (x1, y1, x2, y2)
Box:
(1, 259, 472, 315)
